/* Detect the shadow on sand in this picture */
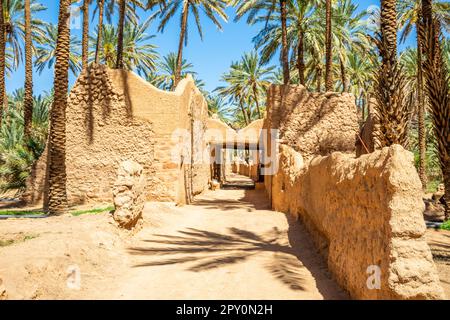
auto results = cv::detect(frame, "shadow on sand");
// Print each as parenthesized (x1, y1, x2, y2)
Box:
(129, 208, 346, 299)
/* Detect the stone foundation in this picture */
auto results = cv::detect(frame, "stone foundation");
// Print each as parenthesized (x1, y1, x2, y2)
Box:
(112, 161, 146, 229)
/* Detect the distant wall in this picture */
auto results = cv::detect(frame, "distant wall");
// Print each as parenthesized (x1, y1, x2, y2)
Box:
(24, 64, 210, 206)
(271, 144, 444, 299)
(231, 160, 258, 182)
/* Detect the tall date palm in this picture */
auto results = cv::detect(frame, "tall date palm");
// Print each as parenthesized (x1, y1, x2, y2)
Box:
(325, 0, 332, 91)
(47, 0, 72, 215)
(81, 0, 90, 69)
(0, 0, 5, 129)
(34, 23, 82, 76)
(419, 0, 450, 220)
(232, 0, 290, 85)
(158, 0, 228, 88)
(398, 0, 450, 188)
(23, 0, 33, 141)
(373, 0, 410, 148)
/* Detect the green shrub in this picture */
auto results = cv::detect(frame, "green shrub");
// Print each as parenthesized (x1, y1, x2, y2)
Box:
(441, 220, 450, 231)
(0, 91, 51, 194)
(71, 206, 115, 217)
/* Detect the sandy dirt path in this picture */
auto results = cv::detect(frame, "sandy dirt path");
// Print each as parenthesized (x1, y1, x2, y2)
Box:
(109, 177, 348, 300)
(2, 174, 449, 299)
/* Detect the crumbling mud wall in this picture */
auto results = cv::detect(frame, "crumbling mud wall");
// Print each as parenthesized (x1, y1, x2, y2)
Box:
(24, 64, 210, 206)
(267, 85, 359, 159)
(271, 144, 445, 300)
(108, 67, 210, 204)
(263, 84, 359, 202)
(65, 66, 155, 204)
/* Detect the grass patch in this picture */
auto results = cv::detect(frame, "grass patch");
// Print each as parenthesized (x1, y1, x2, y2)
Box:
(0, 210, 46, 216)
(23, 234, 39, 241)
(0, 239, 15, 247)
(0, 233, 39, 247)
(441, 220, 450, 231)
(426, 179, 442, 194)
(0, 206, 114, 217)
(71, 206, 114, 217)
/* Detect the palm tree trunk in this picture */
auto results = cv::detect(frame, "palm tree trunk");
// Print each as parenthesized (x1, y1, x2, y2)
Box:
(416, 23, 427, 189)
(23, 0, 33, 142)
(115, 0, 126, 69)
(47, 0, 71, 215)
(381, 0, 398, 62)
(81, 0, 89, 69)
(238, 95, 249, 125)
(325, 0, 333, 91)
(0, 0, 5, 129)
(444, 164, 450, 221)
(361, 91, 366, 121)
(422, 0, 432, 25)
(280, 0, 290, 85)
(339, 56, 348, 92)
(174, 1, 189, 89)
(297, 28, 305, 85)
(420, 0, 450, 220)
(253, 84, 261, 119)
(94, 0, 104, 64)
(316, 65, 322, 92)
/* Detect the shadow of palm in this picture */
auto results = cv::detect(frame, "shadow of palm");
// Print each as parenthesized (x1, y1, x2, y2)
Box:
(128, 227, 308, 291)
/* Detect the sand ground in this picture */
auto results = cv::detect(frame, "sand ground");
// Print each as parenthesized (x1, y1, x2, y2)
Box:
(0, 175, 448, 299)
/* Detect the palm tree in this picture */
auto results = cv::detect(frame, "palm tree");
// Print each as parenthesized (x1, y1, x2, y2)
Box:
(232, 0, 290, 85)
(372, 0, 410, 148)
(91, 17, 159, 77)
(0, 0, 5, 129)
(216, 64, 250, 126)
(230, 52, 275, 119)
(207, 94, 230, 123)
(0, 0, 45, 130)
(346, 49, 375, 119)
(216, 52, 276, 123)
(115, 0, 163, 69)
(398, 0, 450, 188)
(116, 0, 127, 68)
(81, 0, 90, 69)
(1, 0, 46, 70)
(291, 0, 316, 86)
(419, 0, 450, 220)
(253, 0, 316, 86)
(333, 0, 371, 93)
(47, 0, 71, 215)
(158, 0, 228, 88)
(34, 24, 82, 76)
(279, 0, 290, 85)
(147, 52, 196, 90)
(93, 0, 156, 64)
(23, 0, 33, 142)
(325, 0, 332, 91)
(94, 0, 104, 64)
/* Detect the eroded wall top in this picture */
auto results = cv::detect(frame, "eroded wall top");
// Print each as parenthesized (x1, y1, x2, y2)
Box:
(267, 85, 359, 159)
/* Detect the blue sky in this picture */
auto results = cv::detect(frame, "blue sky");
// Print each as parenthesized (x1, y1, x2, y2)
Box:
(6, 0, 419, 96)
